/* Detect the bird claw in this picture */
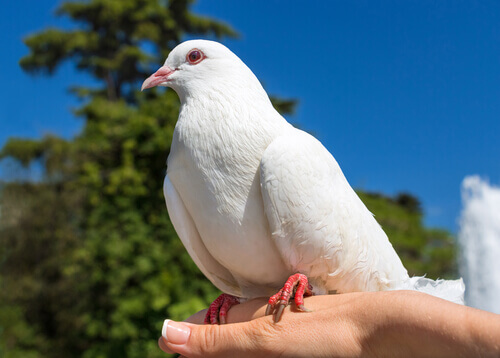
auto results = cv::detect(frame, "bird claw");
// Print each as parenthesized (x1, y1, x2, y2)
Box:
(274, 303, 286, 323)
(219, 315, 226, 325)
(265, 303, 274, 316)
(204, 293, 240, 325)
(266, 273, 313, 322)
(297, 304, 312, 312)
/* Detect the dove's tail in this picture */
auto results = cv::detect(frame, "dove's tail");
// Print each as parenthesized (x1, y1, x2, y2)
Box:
(395, 276, 465, 305)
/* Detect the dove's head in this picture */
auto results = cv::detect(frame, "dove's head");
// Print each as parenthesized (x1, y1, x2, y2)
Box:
(142, 40, 268, 103)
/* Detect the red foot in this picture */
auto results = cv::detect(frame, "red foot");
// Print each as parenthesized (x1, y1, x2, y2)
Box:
(266, 273, 313, 322)
(204, 293, 240, 325)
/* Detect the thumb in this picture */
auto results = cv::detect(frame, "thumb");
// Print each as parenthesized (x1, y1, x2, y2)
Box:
(159, 318, 271, 358)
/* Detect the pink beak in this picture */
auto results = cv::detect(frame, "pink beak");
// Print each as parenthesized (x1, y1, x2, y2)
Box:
(141, 66, 176, 91)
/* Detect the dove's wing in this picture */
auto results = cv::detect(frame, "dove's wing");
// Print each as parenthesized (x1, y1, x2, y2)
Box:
(164, 175, 242, 296)
(260, 129, 408, 294)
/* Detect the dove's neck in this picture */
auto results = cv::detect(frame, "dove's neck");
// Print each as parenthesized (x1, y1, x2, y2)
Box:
(174, 74, 291, 154)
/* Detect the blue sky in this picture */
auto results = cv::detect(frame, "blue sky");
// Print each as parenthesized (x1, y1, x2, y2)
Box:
(1, 1, 499, 233)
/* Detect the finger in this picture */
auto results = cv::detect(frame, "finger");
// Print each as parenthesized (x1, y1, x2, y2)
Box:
(183, 298, 269, 325)
(161, 318, 271, 358)
(184, 309, 208, 324)
(158, 337, 175, 354)
(222, 298, 267, 322)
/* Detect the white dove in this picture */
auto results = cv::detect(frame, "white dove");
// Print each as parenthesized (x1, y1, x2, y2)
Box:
(142, 40, 464, 324)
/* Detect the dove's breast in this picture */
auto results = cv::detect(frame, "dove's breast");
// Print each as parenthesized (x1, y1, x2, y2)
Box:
(166, 110, 292, 298)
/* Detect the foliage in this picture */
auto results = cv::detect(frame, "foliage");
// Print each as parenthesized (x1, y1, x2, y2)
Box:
(357, 191, 458, 278)
(0, 0, 455, 357)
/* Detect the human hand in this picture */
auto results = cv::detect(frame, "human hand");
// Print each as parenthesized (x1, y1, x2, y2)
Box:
(157, 291, 408, 357)
(158, 291, 500, 358)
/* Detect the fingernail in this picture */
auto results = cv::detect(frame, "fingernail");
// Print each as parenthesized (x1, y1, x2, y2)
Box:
(162, 319, 190, 345)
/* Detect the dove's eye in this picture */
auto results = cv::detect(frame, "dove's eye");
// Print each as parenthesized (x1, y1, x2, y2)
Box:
(187, 49, 204, 64)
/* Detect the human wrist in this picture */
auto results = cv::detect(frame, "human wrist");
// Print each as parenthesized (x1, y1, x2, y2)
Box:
(360, 290, 500, 358)
(357, 291, 451, 357)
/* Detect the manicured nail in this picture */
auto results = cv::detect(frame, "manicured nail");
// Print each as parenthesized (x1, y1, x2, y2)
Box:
(162, 319, 190, 345)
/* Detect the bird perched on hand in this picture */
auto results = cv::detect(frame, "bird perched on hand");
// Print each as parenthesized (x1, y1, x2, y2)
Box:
(142, 40, 464, 324)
